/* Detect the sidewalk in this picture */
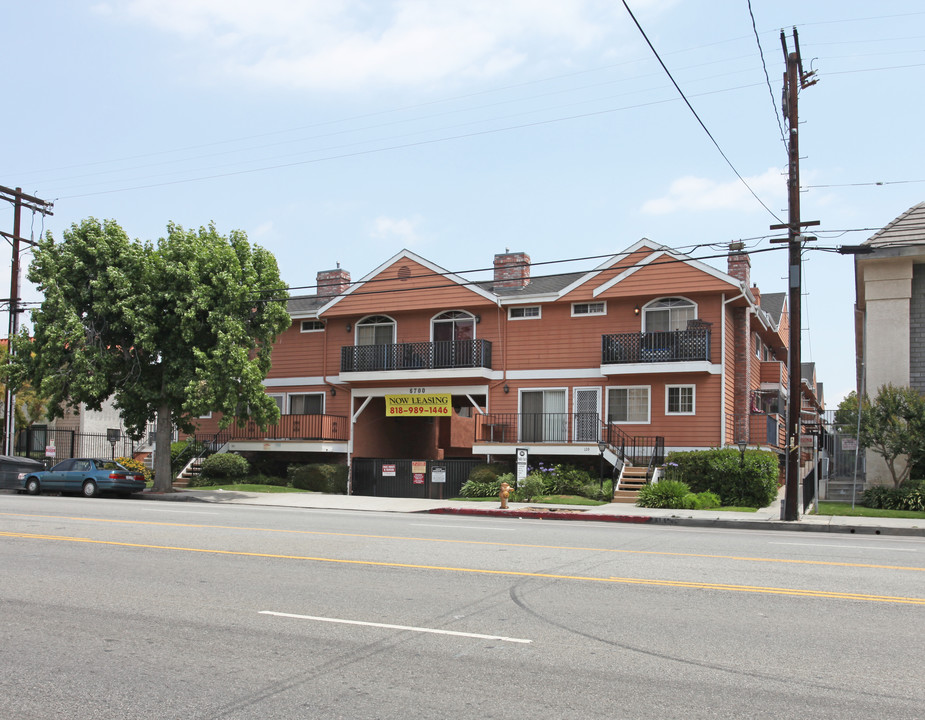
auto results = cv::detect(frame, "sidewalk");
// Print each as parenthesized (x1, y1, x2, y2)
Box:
(142, 489, 925, 537)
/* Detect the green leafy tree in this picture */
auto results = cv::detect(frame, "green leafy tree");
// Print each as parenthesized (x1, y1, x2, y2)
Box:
(833, 390, 860, 434)
(0, 345, 50, 430)
(837, 384, 925, 488)
(11, 218, 290, 492)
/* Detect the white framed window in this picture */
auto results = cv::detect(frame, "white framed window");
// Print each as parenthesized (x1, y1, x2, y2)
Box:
(571, 301, 606, 317)
(300, 320, 324, 333)
(289, 393, 324, 415)
(642, 297, 696, 332)
(754, 333, 762, 358)
(666, 385, 695, 415)
(198, 412, 212, 419)
(607, 386, 650, 424)
(432, 310, 475, 342)
(357, 315, 395, 345)
(508, 306, 541, 320)
(268, 394, 284, 414)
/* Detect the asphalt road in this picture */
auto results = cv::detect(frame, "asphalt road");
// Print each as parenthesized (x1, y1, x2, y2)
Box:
(1, 492, 923, 719)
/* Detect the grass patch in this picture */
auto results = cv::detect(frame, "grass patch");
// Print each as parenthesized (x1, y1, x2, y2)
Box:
(449, 494, 607, 506)
(187, 484, 309, 493)
(713, 506, 759, 513)
(813, 502, 925, 519)
(529, 495, 608, 506)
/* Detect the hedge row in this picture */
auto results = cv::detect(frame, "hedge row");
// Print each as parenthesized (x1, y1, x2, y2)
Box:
(662, 448, 779, 508)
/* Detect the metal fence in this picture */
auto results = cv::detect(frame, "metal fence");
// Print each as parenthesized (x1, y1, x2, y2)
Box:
(351, 458, 484, 498)
(14, 428, 143, 466)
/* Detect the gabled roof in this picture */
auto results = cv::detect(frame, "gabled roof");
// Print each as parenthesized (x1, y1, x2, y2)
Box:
(865, 201, 925, 247)
(287, 295, 326, 317)
(285, 239, 769, 317)
(760, 292, 786, 326)
(475, 272, 586, 299)
(318, 248, 499, 314)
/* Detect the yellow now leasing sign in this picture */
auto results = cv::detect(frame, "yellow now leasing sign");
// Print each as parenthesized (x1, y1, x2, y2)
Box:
(385, 393, 452, 417)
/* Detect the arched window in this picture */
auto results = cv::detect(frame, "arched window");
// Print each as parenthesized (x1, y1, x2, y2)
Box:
(356, 315, 395, 345)
(643, 298, 696, 332)
(432, 310, 475, 342)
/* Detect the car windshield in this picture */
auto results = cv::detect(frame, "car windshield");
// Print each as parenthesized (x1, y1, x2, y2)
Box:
(97, 460, 128, 471)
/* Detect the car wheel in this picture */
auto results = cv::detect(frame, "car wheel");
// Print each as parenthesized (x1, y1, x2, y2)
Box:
(25, 477, 41, 495)
(82, 480, 98, 498)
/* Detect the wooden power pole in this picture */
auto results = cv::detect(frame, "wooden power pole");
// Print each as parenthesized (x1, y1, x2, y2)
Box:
(1, 185, 54, 456)
(771, 29, 817, 521)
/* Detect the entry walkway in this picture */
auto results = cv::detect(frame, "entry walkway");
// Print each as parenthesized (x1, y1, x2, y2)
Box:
(144, 489, 925, 537)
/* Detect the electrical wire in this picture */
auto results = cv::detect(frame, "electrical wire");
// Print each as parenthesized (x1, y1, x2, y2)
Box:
(746, 0, 787, 151)
(620, 0, 783, 224)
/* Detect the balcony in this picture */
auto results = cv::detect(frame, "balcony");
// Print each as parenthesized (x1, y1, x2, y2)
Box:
(601, 328, 712, 373)
(760, 360, 788, 388)
(341, 339, 492, 378)
(473, 413, 664, 466)
(198, 414, 349, 444)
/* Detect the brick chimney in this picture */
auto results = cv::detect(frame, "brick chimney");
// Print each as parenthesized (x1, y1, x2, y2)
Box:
(727, 242, 750, 288)
(493, 251, 531, 289)
(751, 284, 761, 306)
(316, 265, 351, 297)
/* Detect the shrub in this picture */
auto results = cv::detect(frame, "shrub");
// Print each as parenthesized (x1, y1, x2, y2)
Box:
(690, 491, 722, 509)
(248, 474, 289, 487)
(548, 465, 592, 495)
(287, 463, 348, 493)
(513, 473, 547, 502)
(460, 478, 503, 498)
(116, 457, 153, 484)
(200, 453, 249, 480)
(636, 480, 692, 509)
(863, 480, 925, 511)
(466, 463, 510, 485)
(665, 448, 779, 508)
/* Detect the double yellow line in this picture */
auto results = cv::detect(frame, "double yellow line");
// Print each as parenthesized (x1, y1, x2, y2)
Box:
(3, 529, 924, 606)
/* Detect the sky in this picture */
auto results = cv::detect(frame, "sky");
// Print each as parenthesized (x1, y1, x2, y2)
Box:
(3, 0, 924, 407)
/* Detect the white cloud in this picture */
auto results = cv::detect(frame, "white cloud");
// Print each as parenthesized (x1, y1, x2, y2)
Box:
(119, 0, 642, 90)
(251, 220, 274, 238)
(370, 215, 425, 246)
(641, 168, 786, 215)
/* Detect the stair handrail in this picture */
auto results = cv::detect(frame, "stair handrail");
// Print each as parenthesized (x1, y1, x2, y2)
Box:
(645, 436, 666, 482)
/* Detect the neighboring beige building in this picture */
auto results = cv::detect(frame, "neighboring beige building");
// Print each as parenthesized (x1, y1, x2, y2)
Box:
(855, 201, 925, 486)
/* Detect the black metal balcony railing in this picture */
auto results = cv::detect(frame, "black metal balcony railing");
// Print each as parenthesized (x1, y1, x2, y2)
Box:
(601, 328, 710, 365)
(474, 413, 664, 467)
(341, 339, 492, 373)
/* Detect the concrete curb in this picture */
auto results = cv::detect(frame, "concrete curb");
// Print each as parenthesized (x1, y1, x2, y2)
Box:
(427, 506, 925, 536)
(429, 507, 653, 524)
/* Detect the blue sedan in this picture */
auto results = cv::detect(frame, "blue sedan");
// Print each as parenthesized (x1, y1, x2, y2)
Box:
(20, 458, 147, 497)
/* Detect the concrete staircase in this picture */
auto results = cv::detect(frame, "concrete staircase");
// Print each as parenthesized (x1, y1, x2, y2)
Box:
(613, 465, 649, 503)
(174, 457, 204, 489)
(823, 478, 866, 502)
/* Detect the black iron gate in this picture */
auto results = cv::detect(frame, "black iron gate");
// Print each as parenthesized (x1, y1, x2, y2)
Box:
(351, 458, 483, 498)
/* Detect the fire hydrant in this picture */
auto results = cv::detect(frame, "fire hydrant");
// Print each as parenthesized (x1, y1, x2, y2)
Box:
(499, 481, 512, 509)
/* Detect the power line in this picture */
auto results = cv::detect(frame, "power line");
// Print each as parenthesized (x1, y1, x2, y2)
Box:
(53, 81, 771, 200)
(620, 0, 783, 224)
(804, 179, 925, 189)
(746, 0, 787, 152)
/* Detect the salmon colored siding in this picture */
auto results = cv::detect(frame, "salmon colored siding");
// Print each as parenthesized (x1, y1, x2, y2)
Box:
(267, 322, 327, 379)
(197, 244, 800, 465)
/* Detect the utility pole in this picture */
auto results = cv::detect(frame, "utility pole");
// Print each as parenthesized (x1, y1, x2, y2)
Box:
(1, 185, 54, 456)
(770, 29, 817, 521)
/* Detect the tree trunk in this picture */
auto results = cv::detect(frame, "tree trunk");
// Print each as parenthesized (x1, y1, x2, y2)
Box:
(152, 403, 174, 493)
